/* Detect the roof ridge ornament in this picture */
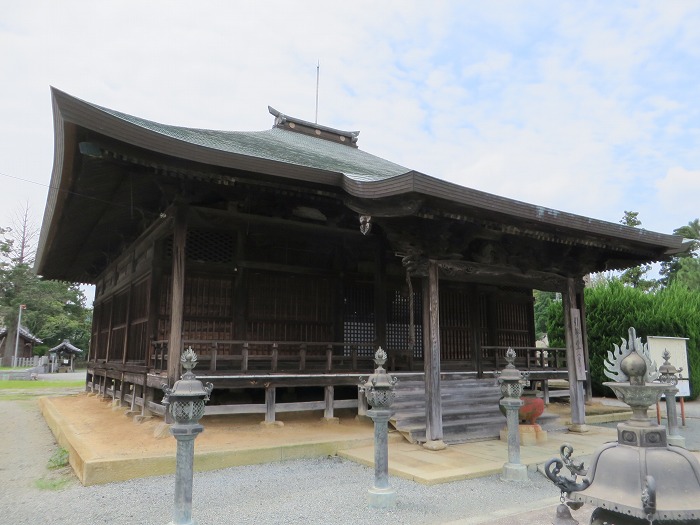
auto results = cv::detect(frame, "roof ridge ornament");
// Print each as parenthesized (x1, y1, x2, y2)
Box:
(268, 106, 359, 147)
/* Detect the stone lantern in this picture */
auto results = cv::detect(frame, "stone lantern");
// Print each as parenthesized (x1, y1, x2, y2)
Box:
(498, 347, 529, 482)
(359, 347, 398, 509)
(658, 349, 685, 448)
(545, 327, 700, 524)
(161, 347, 213, 525)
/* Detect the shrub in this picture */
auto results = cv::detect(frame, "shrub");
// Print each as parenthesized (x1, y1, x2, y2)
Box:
(544, 279, 700, 400)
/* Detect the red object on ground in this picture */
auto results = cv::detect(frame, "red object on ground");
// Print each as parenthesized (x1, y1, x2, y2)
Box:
(519, 397, 545, 424)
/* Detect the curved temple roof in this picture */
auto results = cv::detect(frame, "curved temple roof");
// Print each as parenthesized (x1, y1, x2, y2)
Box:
(94, 102, 409, 183)
(36, 88, 689, 282)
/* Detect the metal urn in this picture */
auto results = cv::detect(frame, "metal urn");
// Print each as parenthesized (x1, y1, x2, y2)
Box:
(545, 327, 700, 524)
(161, 347, 213, 525)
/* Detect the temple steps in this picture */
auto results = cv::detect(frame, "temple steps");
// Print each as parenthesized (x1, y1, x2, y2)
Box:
(390, 376, 506, 445)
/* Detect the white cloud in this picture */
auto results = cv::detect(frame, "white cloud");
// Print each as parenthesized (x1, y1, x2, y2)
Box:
(656, 167, 700, 227)
(1, 0, 700, 242)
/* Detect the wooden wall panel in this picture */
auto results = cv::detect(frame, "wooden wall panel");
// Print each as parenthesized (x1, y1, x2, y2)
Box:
(483, 289, 535, 348)
(126, 278, 150, 362)
(439, 286, 472, 362)
(246, 271, 334, 346)
(386, 283, 423, 359)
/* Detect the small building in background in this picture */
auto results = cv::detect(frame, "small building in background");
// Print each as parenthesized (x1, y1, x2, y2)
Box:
(0, 325, 43, 361)
(49, 340, 83, 373)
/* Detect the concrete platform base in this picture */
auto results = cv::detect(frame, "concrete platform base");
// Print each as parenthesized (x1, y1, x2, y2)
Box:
(321, 417, 340, 425)
(501, 462, 529, 482)
(39, 395, 378, 486)
(500, 424, 548, 445)
(568, 423, 591, 433)
(668, 434, 686, 447)
(367, 486, 396, 509)
(259, 420, 284, 428)
(423, 439, 447, 451)
(40, 394, 641, 489)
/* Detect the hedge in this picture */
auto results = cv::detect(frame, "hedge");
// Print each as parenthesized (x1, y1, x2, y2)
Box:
(545, 280, 700, 400)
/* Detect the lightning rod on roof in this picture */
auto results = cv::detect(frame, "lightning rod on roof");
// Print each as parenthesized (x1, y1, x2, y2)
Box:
(315, 60, 320, 124)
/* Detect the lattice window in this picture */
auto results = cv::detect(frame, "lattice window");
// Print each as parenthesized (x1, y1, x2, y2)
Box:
(343, 281, 374, 356)
(164, 229, 235, 264)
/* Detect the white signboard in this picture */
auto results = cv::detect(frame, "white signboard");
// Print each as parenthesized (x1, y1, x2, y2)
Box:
(647, 336, 690, 397)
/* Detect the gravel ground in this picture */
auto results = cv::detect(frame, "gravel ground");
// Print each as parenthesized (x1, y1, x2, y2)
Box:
(2, 379, 699, 525)
(3, 449, 566, 525)
(0, 394, 570, 525)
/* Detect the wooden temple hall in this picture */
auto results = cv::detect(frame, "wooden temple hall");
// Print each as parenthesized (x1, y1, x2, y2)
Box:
(36, 88, 688, 444)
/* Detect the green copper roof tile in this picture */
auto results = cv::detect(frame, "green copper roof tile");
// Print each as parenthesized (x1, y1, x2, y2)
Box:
(96, 105, 411, 182)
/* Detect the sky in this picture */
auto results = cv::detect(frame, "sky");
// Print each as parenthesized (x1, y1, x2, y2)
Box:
(1, 1, 699, 266)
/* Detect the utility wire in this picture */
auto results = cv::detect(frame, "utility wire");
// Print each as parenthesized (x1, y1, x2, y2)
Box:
(0, 170, 162, 218)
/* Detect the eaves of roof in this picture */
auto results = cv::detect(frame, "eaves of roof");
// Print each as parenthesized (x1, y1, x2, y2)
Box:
(36, 88, 688, 277)
(49, 341, 83, 354)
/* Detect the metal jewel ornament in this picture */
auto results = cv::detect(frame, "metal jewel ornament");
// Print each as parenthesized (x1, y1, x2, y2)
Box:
(162, 347, 214, 424)
(545, 327, 700, 525)
(359, 347, 398, 409)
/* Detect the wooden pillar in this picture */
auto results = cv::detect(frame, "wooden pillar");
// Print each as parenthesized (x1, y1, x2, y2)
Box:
(265, 387, 276, 423)
(261, 386, 283, 427)
(468, 285, 482, 377)
(129, 383, 139, 413)
(333, 242, 345, 345)
(422, 260, 445, 448)
(233, 229, 247, 339)
(121, 284, 133, 364)
(578, 289, 593, 400)
(323, 385, 338, 423)
(141, 385, 153, 419)
(146, 241, 163, 369)
(563, 277, 587, 430)
(104, 300, 114, 363)
(374, 239, 387, 350)
(118, 372, 126, 407)
(167, 205, 187, 388)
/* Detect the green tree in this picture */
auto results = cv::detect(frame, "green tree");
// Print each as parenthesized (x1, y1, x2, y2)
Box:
(675, 257, 700, 290)
(533, 290, 558, 340)
(619, 211, 655, 291)
(541, 278, 700, 399)
(660, 219, 700, 286)
(0, 209, 92, 365)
